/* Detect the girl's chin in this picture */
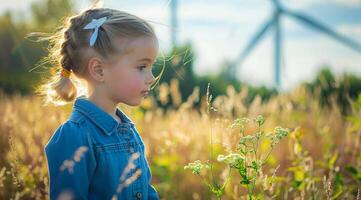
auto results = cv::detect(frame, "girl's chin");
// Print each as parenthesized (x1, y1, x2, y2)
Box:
(122, 98, 143, 107)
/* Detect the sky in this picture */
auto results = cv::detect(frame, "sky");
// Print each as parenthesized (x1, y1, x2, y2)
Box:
(1, 0, 361, 90)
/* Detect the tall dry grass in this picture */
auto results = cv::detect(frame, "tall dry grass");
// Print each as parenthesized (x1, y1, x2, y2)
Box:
(0, 80, 360, 199)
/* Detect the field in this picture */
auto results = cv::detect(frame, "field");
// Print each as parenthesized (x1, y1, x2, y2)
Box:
(0, 81, 360, 199)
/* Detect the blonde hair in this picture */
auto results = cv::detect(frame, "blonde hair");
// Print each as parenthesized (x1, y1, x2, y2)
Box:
(33, 8, 161, 105)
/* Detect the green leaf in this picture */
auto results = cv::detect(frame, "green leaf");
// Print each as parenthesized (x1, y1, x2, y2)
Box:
(345, 165, 358, 176)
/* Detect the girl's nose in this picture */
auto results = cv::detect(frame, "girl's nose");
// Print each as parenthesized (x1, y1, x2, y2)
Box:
(146, 72, 156, 85)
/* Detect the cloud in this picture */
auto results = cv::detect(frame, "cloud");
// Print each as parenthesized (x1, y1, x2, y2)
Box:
(282, 0, 361, 9)
(179, 1, 270, 25)
(338, 24, 361, 39)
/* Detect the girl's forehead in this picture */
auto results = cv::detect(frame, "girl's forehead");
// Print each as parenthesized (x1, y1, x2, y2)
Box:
(114, 36, 158, 61)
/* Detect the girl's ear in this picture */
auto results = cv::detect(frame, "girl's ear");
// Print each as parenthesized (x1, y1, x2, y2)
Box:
(87, 57, 105, 83)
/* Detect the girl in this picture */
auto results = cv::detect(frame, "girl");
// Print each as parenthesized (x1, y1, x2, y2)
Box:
(37, 7, 161, 200)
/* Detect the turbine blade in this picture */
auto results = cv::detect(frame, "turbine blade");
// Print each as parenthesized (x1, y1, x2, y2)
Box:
(285, 10, 361, 53)
(235, 17, 275, 66)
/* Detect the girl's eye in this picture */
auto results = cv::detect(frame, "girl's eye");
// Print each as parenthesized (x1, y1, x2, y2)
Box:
(138, 65, 146, 71)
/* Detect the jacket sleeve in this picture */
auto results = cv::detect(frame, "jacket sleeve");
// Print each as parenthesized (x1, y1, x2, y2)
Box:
(45, 121, 96, 200)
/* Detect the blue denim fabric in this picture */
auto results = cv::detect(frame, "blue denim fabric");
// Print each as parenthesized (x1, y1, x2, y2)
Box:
(45, 96, 160, 200)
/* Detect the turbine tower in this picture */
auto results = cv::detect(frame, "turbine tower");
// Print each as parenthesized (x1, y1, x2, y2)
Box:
(231, 0, 361, 88)
(170, 0, 178, 47)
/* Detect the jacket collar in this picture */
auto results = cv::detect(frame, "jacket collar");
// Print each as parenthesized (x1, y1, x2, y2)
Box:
(73, 95, 134, 136)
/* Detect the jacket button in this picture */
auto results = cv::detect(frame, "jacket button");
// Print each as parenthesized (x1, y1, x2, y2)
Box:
(136, 192, 142, 199)
(129, 147, 135, 153)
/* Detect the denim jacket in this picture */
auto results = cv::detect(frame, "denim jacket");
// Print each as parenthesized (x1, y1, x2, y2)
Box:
(45, 96, 160, 200)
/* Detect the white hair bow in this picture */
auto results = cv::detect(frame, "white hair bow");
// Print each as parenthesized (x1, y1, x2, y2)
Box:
(83, 17, 108, 47)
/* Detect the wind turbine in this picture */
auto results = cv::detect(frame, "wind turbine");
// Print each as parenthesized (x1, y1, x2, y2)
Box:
(231, 0, 361, 88)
